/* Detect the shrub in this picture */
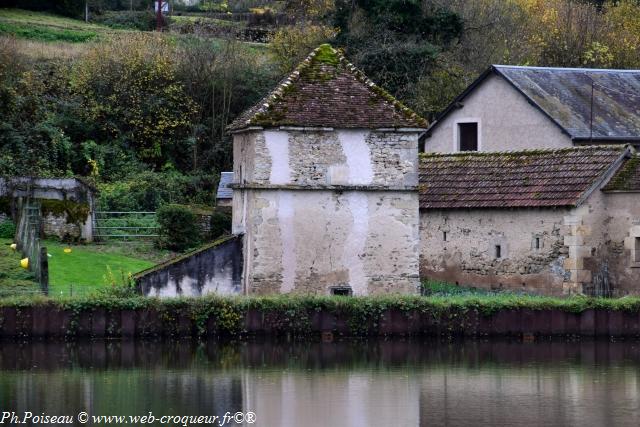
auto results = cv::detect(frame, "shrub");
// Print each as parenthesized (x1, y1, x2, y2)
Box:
(70, 33, 197, 169)
(0, 220, 16, 239)
(91, 11, 158, 31)
(210, 211, 231, 240)
(156, 204, 201, 251)
(98, 171, 218, 212)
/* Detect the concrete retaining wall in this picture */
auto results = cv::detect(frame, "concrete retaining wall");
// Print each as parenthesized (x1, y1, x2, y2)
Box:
(135, 235, 243, 297)
(2, 306, 640, 338)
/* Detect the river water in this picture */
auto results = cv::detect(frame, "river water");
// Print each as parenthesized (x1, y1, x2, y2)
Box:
(1, 339, 640, 426)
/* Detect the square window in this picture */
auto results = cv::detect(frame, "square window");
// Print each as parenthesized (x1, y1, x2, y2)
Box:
(458, 123, 478, 151)
(331, 287, 352, 296)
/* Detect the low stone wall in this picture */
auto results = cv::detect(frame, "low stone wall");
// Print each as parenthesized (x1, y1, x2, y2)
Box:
(2, 304, 640, 339)
(43, 212, 81, 240)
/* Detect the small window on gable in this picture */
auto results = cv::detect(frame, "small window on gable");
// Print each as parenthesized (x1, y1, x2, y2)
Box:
(495, 245, 502, 259)
(458, 122, 478, 152)
(535, 237, 540, 250)
(443, 231, 447, 241)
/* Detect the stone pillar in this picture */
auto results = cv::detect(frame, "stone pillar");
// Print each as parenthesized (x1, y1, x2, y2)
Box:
(623, 224, 640, 267)
(562, 215, 592, 295)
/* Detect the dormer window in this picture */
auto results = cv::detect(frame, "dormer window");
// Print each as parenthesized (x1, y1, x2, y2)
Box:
(458, 122, 478, 151)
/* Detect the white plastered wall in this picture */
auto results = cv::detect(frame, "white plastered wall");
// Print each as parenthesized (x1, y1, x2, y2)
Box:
(425, 74, 572, 153)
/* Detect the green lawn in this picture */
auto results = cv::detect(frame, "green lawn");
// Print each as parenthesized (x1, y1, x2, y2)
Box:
(0, 238, 39, 297)
(45, 241, 155, 295)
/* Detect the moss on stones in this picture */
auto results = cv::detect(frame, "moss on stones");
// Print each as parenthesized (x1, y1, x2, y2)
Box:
(228, 43, 428, 130)
(605, 155, 640, 191)
(41, 199, 90, 226)
(314, 43, 340, 66)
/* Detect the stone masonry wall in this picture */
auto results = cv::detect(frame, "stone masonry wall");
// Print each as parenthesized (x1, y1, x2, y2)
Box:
(240, 129, 418, 188)
(244, 189, 419, 295)
(233, 129, 422, 295)
(420, 208, 573, 295)
(43, 213, 81, 240)
(137, 236, 243, 297)
(574, 190, 640, 296)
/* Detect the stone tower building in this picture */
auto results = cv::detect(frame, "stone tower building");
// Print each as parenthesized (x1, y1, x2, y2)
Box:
(227, 44, 427, 295)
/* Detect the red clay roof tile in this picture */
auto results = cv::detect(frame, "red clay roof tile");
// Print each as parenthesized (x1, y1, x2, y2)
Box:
(228, 44, 428, 131)
(419, 146, 628, 209)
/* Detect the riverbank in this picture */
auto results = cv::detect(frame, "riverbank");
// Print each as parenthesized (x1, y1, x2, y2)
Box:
(3, 294, 640, 339)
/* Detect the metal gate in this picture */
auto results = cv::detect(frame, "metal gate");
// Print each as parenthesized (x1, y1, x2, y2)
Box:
(93, 211, 159, 240)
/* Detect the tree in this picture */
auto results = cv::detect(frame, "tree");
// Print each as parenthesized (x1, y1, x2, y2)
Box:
(70, 34, 198, 170)
(602, 0, 640, 68)
(177, 38, 279, 171)
(269, 24, 338, 73)
(333, 0, 463, 108)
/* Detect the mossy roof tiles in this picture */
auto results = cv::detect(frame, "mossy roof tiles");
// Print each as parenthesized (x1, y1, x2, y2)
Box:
(603, 155, 640, 191)
(419, 146, 629, 209)
(228, 44, 428, 131)
(496, 66, 640, 140)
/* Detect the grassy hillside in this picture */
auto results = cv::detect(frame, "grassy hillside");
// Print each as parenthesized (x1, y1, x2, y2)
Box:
(0, 9, 120, 42)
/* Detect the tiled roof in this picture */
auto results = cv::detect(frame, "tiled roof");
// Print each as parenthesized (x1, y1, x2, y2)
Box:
(419, 146, 629, 209)
(603, 155, 640, 191)
(427, 65, 640, 142)
(228, 44, 428, 131)
(216, 172, 233, 199)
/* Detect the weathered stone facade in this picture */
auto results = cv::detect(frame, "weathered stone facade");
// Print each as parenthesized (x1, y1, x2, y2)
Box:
(420, 209, 572, 295)
(0, 177, 96, 242)
(418, 146, 640, 296)
(419, 178, 640, 296)
(43, 212, 83, 240)
(568, 190, 640, 296)
(233, 129, 421, 295)
(136, 236, 243, 297)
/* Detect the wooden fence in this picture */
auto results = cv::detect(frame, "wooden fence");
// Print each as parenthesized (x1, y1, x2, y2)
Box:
(14, 200, 48, 294)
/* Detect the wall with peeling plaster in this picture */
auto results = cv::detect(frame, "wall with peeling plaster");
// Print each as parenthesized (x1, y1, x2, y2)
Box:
(233, 129, 421, 295)
(420, 189, 640, 296)
(419, 208, 572, 296)
(573, 190, 640, 296)
(137, 236, 243, 297)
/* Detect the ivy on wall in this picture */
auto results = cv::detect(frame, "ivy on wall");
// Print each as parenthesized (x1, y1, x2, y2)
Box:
(41, 199, 90, 225)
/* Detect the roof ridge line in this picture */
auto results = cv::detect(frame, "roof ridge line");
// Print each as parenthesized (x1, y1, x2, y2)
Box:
(419, 145, 627, 158)
(228, 43, 428, 131)
(330, 45, 428, 128)
(492, 64, 640, 73)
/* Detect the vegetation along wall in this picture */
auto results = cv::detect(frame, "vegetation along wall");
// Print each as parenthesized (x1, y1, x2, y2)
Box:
(3, 296, 640, 339)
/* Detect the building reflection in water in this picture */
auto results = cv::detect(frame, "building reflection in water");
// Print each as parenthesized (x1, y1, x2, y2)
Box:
(0, 340, 639, 426)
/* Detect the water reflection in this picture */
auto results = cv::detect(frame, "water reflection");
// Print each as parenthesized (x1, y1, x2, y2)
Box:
(1, 340, 640, 426)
